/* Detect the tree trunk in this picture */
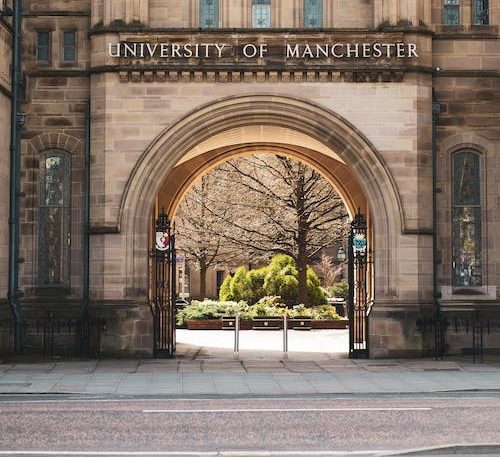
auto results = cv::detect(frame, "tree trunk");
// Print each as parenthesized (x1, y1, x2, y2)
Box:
(296, 170, 309, 306)
(199, 259, 208, 299)
(297, 248, 308, 306)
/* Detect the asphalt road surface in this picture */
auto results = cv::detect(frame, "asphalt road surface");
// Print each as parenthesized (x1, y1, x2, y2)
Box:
(0, 395, 499, 456)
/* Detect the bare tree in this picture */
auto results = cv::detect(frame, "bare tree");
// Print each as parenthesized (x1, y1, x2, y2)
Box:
(200, 155, 349, 305)
(175, 174, 243, 298)
(315, 253, 345, 289)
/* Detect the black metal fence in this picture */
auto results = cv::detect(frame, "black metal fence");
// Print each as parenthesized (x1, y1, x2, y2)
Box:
(417, 311, 500, 363)
(1, 314, 106, 360)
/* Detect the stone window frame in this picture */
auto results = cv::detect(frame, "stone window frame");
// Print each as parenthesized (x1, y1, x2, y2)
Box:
(449, 146, 487, 294)
(27, 133, 83, 299)
(36, 30, 52, 66)
(443, 0, 461, 26)
(252, 0, 272, 28)
(303, 0, 323, 28)
(199, 0, 220, 29)
(60, 29, 77, 66)
(37, 149, 72, 291)
(472, 0, 489, 25)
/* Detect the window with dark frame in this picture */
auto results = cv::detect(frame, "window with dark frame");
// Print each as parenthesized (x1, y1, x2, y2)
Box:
(252, 0, 271, 28)
(473, 0, 489, 25)
(62, 30, 76, 64)
(304, 0, 323, 28)
(200, 0, 219, 28)
(38, 152, 71, 288)
(36, 31, 50, 63)
(443, 0, 460, 25)
(452, 150, 482, 288)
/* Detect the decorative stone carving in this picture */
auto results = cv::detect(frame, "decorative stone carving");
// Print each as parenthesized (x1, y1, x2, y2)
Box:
(116, 69, 413, 84)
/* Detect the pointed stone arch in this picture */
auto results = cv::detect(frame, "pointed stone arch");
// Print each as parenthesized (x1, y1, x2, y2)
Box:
(119, 94, 404, 301)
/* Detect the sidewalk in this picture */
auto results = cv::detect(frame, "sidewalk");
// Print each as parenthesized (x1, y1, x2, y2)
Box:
(1, 356, 500, 396)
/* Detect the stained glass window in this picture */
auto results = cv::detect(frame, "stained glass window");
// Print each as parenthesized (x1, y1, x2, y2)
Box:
(452, 151, 482, 287)
(38, 152, 71, 287)
(473, 0, 489, 25)
(200, 0, 219, 29)
(304, 0, 323, 28)
(252, 0, 271, 28)
(444, 0, 460, 25)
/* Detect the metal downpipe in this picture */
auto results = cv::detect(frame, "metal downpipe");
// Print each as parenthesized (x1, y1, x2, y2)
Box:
(7, 0, 24, 354)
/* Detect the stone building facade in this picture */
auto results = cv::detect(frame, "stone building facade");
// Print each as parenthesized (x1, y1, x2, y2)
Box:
(0, 0, 499, 357)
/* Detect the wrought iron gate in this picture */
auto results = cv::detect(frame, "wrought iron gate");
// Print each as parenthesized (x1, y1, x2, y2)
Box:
(150, 210, 176, 358)
(348, 212, 370, 359)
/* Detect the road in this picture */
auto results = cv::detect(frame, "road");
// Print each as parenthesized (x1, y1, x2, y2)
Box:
(1, 394, 499, 456)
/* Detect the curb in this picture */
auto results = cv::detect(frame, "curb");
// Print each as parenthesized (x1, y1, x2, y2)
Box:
(382, 443, 500, 455)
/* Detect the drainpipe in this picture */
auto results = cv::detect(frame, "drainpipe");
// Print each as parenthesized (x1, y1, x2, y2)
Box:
(432, 87, 442, 357)
(7, 0, 24, 354)
(81, 101, 90, 319)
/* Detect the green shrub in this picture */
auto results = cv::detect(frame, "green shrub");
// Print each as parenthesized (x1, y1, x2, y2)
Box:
(177, 298, 341, 325)
(246, 268, 266, 304)
(328, 280, 349, 300)
(307, 267, 327, 305)
(219, 274, 233, 301)
(230, 267, 251, 302)
(177, 300, 250, 326)
(219, 254, 327, 306)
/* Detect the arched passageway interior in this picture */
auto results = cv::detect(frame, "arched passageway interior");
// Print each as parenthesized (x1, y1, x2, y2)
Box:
(150, 125, 373, 358)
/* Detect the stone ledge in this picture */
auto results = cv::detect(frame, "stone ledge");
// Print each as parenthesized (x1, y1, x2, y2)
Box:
(117, 69, 406, 83)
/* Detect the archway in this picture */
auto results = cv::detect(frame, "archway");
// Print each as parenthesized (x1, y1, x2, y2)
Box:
(155, 144, 370, 358)
(120, 95, 403, 309)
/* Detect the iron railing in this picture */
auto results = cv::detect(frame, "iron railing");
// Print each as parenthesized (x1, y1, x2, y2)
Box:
(417, 311, 500, 363)
(2, 313, 106, 360)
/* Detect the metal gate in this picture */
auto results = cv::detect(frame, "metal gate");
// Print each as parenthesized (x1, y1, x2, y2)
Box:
(348, 212, 370, 359)
(150, 210, 176, 358)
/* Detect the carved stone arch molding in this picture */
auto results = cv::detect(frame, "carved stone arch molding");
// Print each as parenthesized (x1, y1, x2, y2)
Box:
(28, 132, 82, 157)
(120, 94, 404, 300)
(439, 132, 495, 184)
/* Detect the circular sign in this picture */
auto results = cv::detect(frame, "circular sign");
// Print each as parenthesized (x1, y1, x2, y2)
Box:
(156, 231, 170, 252)
(353, 233, 367, 253)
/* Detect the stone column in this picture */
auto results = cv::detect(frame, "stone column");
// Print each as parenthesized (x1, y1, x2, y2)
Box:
(374, 0, 398, 26)
(104, 0, 148, 25)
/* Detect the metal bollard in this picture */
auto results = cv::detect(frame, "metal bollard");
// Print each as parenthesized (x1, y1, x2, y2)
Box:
(234, 315, 240, 358)
(283, 315, 288, 359)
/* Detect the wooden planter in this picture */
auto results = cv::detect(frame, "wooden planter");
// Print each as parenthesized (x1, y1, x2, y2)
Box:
(186, 319, 253, 330)
(311, 319, 349, 329)
(186, 319, 222, 330)
(221, 318, 253, 330)
(252, 317, 283, 330)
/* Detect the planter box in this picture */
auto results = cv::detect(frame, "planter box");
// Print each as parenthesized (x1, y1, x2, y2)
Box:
(253, 317, 283, 330)
(221, 318, 253, 330)
(290, 318, 312, 330)
(311, 319, 349, 329)
(186, 319, 222, 330)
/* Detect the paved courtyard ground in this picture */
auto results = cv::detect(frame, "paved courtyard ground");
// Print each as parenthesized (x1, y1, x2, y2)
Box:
(1, 329, 500, 396)
(176, 328, 349, 360)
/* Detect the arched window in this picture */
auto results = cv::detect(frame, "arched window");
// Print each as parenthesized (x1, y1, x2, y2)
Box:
(452, 150, 482, 287)
(304, 0, 323, 28)
(252, 0, 271, 28)
(473, 0, 489, 25)
(38, 152, 71, 287)
(200, 0, 219, 29)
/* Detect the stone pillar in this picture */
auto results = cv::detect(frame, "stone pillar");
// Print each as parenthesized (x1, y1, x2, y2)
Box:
(104, 0, 148, 25)
(375, 0, 431, 28)
(374, 0, 400, 26)
(91, 0, 104, 26)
